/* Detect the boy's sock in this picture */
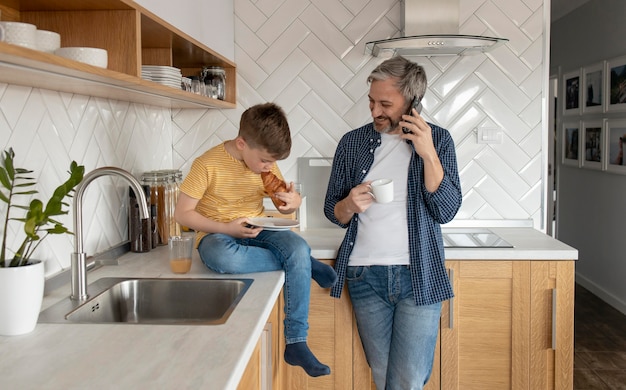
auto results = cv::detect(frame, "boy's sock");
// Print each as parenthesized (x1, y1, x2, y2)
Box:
(311, 258, 337, 288)
(284, 342, 331, 377)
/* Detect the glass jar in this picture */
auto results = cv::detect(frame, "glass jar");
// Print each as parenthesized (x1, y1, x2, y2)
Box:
(141, 171, 170, 246)
(128, 185, 151, 252)
(201, 66, 226, 100)
(160, 169, 183, 238)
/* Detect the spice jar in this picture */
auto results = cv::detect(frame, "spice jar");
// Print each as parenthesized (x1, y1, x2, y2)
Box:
(201, 66, 226, 100)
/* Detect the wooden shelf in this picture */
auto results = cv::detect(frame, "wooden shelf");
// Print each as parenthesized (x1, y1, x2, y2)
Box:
(0, 0, 236, 109)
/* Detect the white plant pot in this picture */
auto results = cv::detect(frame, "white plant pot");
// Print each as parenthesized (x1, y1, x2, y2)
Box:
(0, 260, 45, 336)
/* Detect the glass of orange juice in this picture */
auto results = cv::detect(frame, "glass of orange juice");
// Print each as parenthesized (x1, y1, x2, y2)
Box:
(168, 235, 194, 274)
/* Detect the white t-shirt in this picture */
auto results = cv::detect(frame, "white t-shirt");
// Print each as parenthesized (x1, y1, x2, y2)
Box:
(349, 133, 412, 266)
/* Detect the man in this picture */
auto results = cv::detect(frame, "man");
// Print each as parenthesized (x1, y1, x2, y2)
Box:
(324, 56, 462, 389)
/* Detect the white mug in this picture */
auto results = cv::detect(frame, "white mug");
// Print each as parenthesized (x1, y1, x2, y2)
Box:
(368, 179, 394, 204)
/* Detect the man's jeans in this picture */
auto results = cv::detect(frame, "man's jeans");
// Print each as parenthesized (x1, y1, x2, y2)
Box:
(347, 265, 441, 390)
(198, 230, 311, 344)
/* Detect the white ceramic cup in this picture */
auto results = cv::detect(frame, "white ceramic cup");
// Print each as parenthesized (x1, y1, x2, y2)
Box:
(35, 29, 61, 53)
(54, 47, 108, 68)
(0, 21, 37, 49)
(369, 178, 394, 204)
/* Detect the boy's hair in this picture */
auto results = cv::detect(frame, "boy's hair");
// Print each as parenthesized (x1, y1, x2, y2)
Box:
(239, 103, 291, 159)
(367, 56, 427, 104)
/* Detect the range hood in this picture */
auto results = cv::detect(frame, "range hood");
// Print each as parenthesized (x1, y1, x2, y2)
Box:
(366, 0, 508, 57)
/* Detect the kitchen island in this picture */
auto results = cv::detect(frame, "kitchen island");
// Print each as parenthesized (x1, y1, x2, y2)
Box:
(0, 227, 577, 389)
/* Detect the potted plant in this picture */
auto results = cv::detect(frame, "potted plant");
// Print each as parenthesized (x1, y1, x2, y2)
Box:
(0, 148, 84, 336)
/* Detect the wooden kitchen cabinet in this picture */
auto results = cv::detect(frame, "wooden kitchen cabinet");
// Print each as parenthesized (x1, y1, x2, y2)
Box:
(274, 259, 574, 389)
(434, 260, 574, 390)
(528, 261, 575, 390)
(0, 0, 236, 109)
(277, 259, 357, 389)
(238, 298, 281, 389)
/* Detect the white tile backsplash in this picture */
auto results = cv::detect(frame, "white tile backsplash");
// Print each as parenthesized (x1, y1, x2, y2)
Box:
(0, 0, 548, 277)
(0, 86, 171, 275)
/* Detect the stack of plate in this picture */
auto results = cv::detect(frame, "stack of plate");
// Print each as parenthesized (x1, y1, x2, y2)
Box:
(141, 65, 183, 90)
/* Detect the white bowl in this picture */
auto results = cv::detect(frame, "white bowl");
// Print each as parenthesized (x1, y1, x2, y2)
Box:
(55, 47, 108, 68)
(35, 30, 60, 53)
(0, 22, 37, 50)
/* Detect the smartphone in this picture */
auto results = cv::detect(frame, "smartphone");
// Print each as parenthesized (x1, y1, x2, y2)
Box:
(402, 96, 422, 134)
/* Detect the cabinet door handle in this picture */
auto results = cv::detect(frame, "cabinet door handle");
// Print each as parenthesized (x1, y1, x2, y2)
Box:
(448, 268, 454, 329)
(261, 323, 273, 390)
(551, 288, 557, 350)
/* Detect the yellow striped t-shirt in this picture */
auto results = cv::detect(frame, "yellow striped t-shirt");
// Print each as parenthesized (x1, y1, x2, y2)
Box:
(180, 142, 284, 243)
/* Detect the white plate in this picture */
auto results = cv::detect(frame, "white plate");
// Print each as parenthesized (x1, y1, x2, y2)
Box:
(248, 217, 299, 231)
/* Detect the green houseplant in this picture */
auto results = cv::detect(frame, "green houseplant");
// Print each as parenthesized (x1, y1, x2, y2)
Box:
(0, 147, 84, 335)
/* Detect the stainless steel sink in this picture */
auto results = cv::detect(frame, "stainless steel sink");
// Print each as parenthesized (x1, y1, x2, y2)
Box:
(39, 277, 253, 325)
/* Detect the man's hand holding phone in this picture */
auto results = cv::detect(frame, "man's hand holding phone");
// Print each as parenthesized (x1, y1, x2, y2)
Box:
(402, 96, 422, 134)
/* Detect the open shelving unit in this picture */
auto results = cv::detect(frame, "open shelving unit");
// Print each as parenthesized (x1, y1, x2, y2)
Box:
(0, 0, 236, 109)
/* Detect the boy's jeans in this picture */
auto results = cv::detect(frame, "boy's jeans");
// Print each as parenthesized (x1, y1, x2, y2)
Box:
(347, 265, 441, 390)
(198, 230, 311, 344)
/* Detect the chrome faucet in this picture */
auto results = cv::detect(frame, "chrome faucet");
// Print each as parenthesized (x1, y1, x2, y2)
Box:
(70, 167, 149, 301)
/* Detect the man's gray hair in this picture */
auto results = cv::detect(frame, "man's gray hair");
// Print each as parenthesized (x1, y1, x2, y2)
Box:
(367, 56, 427, 103)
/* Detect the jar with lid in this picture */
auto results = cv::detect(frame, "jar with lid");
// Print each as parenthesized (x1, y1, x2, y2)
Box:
(201, 66, 226, 100)
(160, 169, 183, 238)
(141, 171, 170, 246)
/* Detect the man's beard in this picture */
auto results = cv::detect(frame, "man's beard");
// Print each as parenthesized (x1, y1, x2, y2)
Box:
(373, 115, 401, 134)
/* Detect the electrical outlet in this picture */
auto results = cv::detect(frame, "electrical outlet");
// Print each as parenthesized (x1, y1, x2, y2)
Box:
(477, 128, 503, 144)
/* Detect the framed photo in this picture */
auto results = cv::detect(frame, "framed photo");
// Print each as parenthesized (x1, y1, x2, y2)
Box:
(581, 120, 604, 170)
(561, 121, 581, 167)
(605, 119, 626, 174)
(606, 55, 626, 112)
(563, 69, 581, 115)
(582, 62, 604, 113)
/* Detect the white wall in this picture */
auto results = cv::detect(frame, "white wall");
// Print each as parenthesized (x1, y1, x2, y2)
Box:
(134, 0, 235, 61)
(551, 0, 626, 314)
(0, 0, 549, 278)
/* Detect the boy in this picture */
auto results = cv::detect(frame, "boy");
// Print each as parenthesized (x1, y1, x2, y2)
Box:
(174, 102, 336, 377)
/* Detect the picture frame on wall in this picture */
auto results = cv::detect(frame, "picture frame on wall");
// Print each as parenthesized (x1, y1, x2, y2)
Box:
(606, 55, 626, 112)
(561, 121, 581, 167)
(583, 62, 604, 114)
(605, 119, 626, 174)
(581, 120, 604, 170)
(563, 69, 581, 115)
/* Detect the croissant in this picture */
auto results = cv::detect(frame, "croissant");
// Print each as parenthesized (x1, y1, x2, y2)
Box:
(261, 171, 288, 208)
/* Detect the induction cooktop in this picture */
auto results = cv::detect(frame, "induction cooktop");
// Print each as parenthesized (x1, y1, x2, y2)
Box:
(442, 229, 513, 248)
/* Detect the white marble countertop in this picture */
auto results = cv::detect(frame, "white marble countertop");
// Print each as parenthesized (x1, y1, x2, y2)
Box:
(0, 246, 284, 390)
(304, 227, 578, 260)
(0, 226, 577, 389)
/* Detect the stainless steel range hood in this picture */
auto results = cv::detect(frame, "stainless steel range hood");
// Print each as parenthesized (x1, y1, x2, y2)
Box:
(366, 0, 508, 57)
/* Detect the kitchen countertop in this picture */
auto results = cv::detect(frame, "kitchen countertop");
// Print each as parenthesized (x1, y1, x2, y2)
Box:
(0, 247, 284, 390)
(302, 227, 578, 260)
(0, 227, 577, 389)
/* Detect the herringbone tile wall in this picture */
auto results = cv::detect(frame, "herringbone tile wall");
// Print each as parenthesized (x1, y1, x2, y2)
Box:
(173, 0, 547, 225)
(0, 87, 172, 275)
(0, 0, 547, 275)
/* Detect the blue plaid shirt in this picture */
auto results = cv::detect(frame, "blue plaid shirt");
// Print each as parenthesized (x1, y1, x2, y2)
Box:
(324, 122, 462, 305)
